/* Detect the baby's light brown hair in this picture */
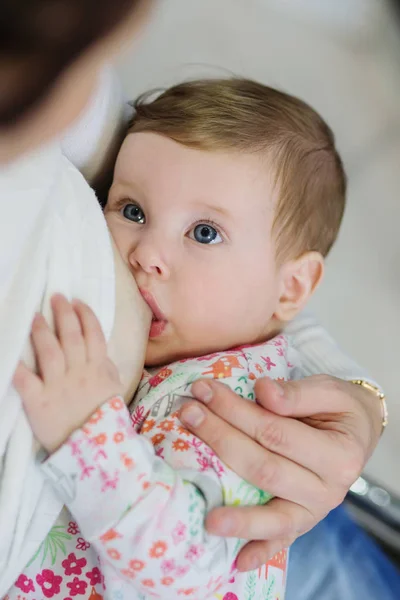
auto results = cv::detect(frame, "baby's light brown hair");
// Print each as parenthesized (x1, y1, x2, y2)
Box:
(128, 78, 346, 262)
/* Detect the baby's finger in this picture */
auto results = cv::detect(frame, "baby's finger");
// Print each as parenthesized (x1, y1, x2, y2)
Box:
(51, 294, 86, 369)
(13, 360, 44, 401)
(72, 299, 107, 361)
(31, 313, 66, 381)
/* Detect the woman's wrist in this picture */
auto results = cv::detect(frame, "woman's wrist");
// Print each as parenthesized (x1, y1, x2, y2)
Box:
(349, 379, 388, 434)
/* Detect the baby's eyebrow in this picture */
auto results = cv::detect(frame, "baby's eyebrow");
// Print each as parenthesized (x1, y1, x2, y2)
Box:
(110, 178, 144, 200)
(193, 202, 232, 219)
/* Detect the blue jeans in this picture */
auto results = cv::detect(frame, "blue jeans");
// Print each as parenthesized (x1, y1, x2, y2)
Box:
(286, 505, 400, 600)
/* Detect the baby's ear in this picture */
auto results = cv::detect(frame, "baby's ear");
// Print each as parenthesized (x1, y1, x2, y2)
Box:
(274, 252, 324, 322)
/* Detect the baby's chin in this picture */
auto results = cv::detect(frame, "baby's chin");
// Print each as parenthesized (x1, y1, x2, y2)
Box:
(144, 342, 182, 369)
(144, 340, 211, 369)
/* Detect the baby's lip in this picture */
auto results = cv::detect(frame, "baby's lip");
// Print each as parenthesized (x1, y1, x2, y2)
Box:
(139, 288, 167, 322)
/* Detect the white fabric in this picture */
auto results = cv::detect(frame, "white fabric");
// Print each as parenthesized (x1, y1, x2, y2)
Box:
(61, 65, 130, 184)
(0, 143, 115, 596)
(286, 310, 379, 388)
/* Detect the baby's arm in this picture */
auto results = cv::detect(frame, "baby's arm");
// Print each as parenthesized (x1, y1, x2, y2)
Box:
(13, 296, 279, 597)
(41, 394, 267, 597)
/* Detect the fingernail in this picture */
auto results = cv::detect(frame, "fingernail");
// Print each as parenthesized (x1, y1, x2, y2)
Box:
(237, 554, 261, 572)
(192, 380, 213, 403)
(248, 555, 262, 571)
(180, 405, 205, 428)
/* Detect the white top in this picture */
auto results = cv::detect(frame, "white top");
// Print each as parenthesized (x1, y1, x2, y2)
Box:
(0, 66, 376, 597)
(0, 144, 115, 595)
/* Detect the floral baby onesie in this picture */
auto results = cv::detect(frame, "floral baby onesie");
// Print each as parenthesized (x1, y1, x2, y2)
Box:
(5, 335, 298, 600)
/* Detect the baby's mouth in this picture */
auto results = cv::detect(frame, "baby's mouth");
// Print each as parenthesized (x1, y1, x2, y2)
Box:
(139, 289, 168, 338)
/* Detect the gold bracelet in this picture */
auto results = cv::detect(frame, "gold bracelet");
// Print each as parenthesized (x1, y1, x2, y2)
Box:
(350, 379, 388, 433)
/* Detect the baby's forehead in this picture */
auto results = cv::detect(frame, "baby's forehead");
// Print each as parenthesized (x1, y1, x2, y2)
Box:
(116, 132, 278, 199)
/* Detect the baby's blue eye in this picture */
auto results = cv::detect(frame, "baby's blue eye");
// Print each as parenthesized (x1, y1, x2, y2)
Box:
(189, 223, 222, 245)
(122, 203, 145, 224)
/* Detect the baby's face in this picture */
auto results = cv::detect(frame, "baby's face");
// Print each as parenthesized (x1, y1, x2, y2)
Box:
(105, 132, 282, 366)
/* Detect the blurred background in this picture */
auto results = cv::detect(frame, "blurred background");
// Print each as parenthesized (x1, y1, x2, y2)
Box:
(115, 0, 400, 495)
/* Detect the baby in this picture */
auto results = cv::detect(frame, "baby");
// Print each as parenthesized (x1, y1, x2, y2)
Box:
(11, 79, 346, 600)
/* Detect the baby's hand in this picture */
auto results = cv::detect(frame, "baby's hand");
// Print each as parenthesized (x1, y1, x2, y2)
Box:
(13, 294, 123, 454)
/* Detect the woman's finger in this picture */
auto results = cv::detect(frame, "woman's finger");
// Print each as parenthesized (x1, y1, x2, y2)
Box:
(51, 294, 86, 368)
(235, 538, 293, 573)
(179, 401, 332, 510)
(254, 375, 355, 418)
(72, 299, 107, 361)
(260, 376, 382, 459)
(205, 499, 316, 542)
(30, 312, 65, 381)
(190, 379, 346, 480)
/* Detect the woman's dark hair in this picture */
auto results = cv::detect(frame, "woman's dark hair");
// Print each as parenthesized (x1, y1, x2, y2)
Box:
(0, 0, 144, 128)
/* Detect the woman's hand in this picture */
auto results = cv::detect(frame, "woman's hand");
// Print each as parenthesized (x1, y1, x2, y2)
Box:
(179, 374, 382, 571)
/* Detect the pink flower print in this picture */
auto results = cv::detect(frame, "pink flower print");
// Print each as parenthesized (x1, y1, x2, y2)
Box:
(174, 565, 190, 578)
(68, 522, 80, 535)
(100, 472, 119, 492)
(67, 577, 88, 597)
(85, 567, 103, 586)
(196, 455, 212, 472)
(76, 537, 90, 551)
(223, 594, 239, 600)
(77, 457, 95, 480)
(36, 569, 62, 598)
(185, 544, 205, 563)
(161, 559, 176, 575)
(277, 347, 284, 357)
(155, 446, 165, 459)
(214, 459, 226, 477)
(62, 553, 87, 576)
(172, 521, 187, 545)
(262, 356, 276, 371)
(15, 574, 35, 593)
(68, 439, 82, 456)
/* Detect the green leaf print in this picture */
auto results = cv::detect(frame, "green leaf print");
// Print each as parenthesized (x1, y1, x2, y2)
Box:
(264, 575, 276, 600)
(147, 372, 193, 401)
(185, 483, 206, 538)
(223, 480, 272, 507)
(233, 538, 244, 555)
(245, 570, 257, 600)
(25, 525, 72, 568)
(186, 372, 204, 386)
